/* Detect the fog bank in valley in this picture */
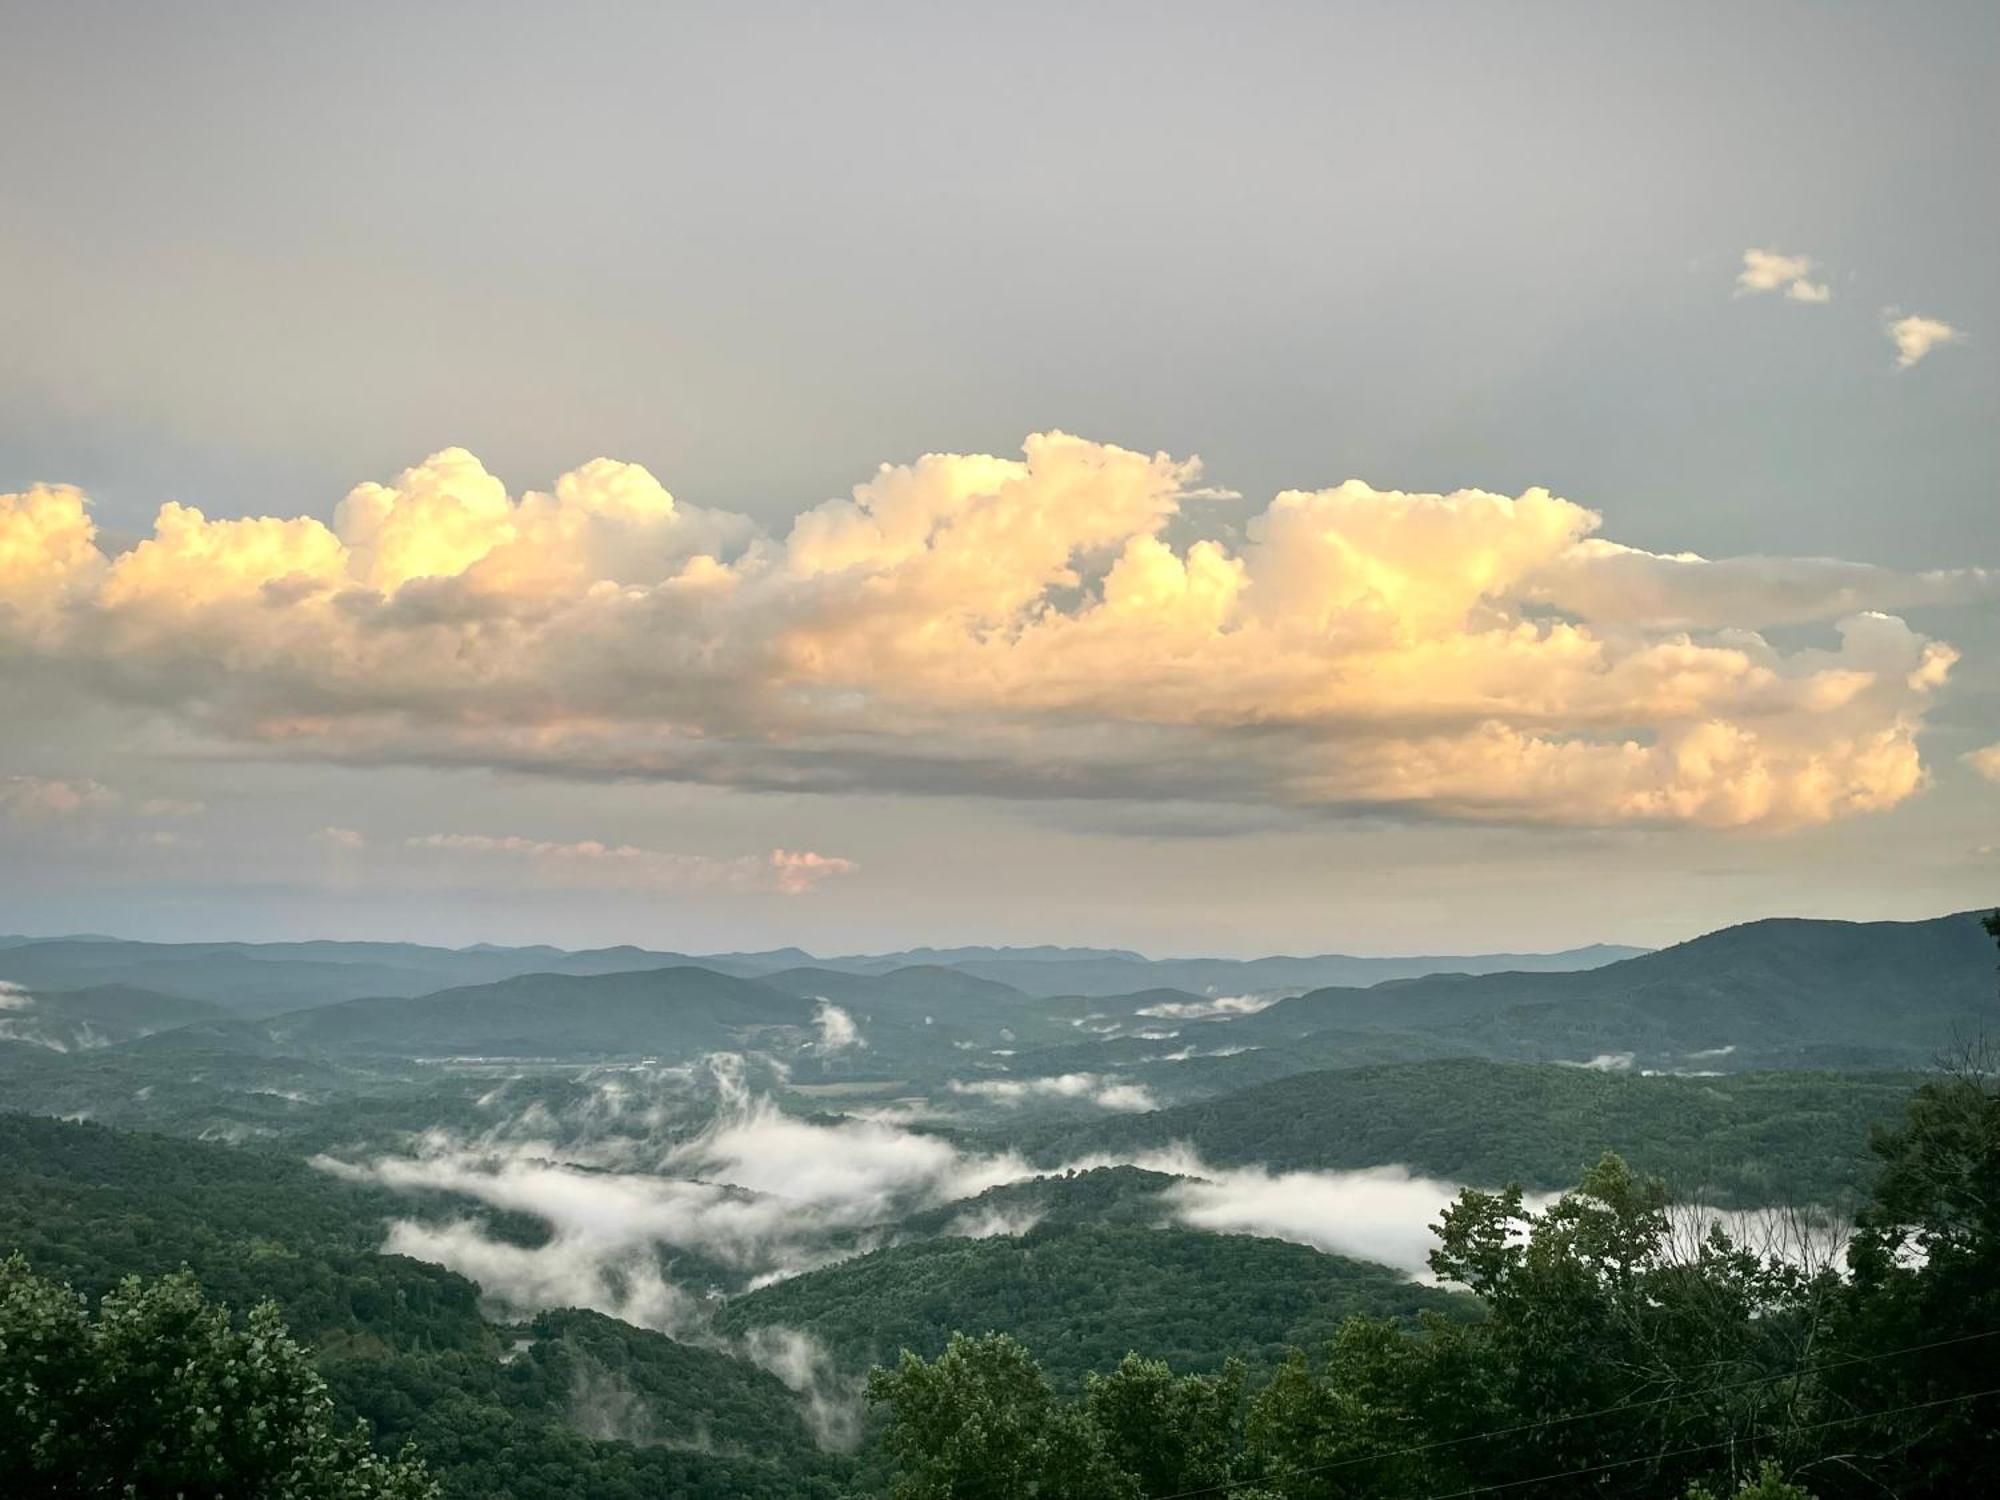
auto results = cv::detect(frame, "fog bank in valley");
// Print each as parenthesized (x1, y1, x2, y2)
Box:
(316, 1051, 1836, 1444)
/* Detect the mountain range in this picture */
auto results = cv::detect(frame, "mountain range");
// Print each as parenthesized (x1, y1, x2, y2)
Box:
(0, 933, 1646, 1013)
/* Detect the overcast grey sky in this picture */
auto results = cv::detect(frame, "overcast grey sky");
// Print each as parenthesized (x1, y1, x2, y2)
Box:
(2, 1, 1995, 954)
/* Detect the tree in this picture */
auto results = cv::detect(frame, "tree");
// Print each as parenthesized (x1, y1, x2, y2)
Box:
(1829, 1037, 2000, 1494)
(864, 1014, 2000, 1500)
(0, 1256, 437, 1500)
(1084, 1353, 1246, 1497)
(866, 1332, 1137, 1500)
(1686, 1460, 1819, 1498)
(1418, 1153, 1831, 1495)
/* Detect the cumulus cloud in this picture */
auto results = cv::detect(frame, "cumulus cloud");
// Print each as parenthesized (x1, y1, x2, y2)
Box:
(948, 1073, 1159, 1112)
(1527, 543, 1994, 632)
(313, 825, 366, 850)
(1965, 744, 2000, 783)
(1735, 248, 1830, 303)
(0, 434, 1972, 828)
(1886, 312, 1963, 369)
(405, 832, 856, 895)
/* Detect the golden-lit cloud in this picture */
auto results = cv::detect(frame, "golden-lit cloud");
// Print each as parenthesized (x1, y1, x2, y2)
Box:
(1736, 248, 1830, 304)
(1885, 312, 1963, 370)
(0, 434, 1980, 829)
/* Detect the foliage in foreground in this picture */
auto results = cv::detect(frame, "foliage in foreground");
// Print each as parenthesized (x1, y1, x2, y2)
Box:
(872, 1055, 2000, 1498)
(0, 1256, 437, 1500)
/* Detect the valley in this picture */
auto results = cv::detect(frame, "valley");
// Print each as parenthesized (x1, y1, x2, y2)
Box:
(4, 910, 1996, 1496)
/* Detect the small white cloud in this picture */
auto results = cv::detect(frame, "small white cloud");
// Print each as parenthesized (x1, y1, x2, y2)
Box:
(1886, 312, 1963, 369)
(313, 825, 366, 850)
(1964, 744, 2000, 783)
(1736, 247, 1829, 304)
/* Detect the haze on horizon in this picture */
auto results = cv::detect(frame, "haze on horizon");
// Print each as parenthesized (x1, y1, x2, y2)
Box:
(3, 0, 1997, 954)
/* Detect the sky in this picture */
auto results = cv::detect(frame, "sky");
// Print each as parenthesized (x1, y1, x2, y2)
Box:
(2, 1, 1997, 955)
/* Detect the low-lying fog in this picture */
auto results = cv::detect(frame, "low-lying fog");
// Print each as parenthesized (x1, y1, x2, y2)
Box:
(313, 1050, 1841, 1447)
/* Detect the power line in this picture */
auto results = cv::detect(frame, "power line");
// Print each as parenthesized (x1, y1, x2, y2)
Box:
(1420, 1386, 2000, 1499)
(1153, 1327, 1999, 1500)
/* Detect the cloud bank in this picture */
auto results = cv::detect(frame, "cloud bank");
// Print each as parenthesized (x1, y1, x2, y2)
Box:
(3, 434, 1980, 827)
(319, 1060, 1037, 1445)
(1141, 1151, 1555, 1278)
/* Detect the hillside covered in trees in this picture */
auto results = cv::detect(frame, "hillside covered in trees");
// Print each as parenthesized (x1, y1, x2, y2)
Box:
(1028, 1060, 1921, 1207)
(2, 911, 1997, 1497)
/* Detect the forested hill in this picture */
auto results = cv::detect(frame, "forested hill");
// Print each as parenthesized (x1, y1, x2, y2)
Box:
(261, 965, 819, 1058)
(716, 1221, 1473, 1388)
(0, 931, 1642, 1014)
(885, 943, 1650, 997)
(0, 983, 229, 1050)
(0, 1112, 848, 1500)
(1221, 910, 1998, 1067)
(1027, 1059, 1919, 1205)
